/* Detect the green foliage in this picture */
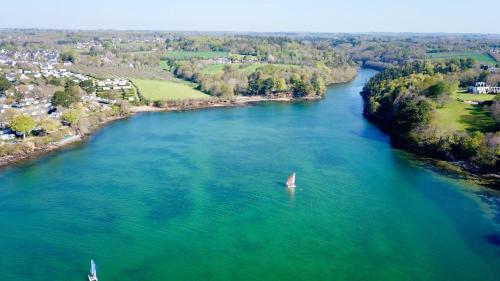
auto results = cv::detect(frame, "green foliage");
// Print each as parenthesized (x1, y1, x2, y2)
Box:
(52, 90, 77, 107)
(0, 76, 12, 93)
(60, 49, 78, 63)
(362, 60, 499, 171)
(51, 81, 83, 107)
(79, 80, 95, 94)
(9, 115, 36, 138)
(394, 94, 434, 130)
(49, 77, 62, 86)
(62, 109, 80, 126)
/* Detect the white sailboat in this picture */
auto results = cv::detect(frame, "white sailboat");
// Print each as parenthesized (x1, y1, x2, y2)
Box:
(88, 260, 98, 281)
(286, 172, 296, 189)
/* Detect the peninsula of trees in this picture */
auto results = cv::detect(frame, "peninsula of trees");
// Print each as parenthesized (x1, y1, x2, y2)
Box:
(362, 59, 500, 181)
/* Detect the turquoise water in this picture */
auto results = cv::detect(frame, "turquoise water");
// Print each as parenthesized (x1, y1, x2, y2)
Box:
(1, 69, 500, 281)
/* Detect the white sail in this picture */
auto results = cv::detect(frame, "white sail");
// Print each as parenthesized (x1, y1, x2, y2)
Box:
(90, 260, 97, 276)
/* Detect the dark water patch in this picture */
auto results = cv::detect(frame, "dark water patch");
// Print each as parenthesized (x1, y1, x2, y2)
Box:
(3, 242, 83, 280)
(312, 147, 344, 168)
(205, 180, 255, 209)
(476, 191, 500, 225)
(349, 127, 390, 144)
(485, 234, 500, 247)
(147, 188, 194, 223)
(233, 238, 264, 254)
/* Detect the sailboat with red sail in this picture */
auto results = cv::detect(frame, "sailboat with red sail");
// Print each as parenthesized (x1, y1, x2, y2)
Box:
(286, 172, 296, 189)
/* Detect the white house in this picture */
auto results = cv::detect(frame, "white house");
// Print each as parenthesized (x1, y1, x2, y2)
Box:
(470, 82, 500, 94)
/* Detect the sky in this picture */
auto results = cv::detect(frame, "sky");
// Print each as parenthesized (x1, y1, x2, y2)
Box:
(1, 0, 500, 34)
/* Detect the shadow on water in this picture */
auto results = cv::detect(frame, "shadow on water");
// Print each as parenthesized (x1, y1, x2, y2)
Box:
(485, 234, 500, 247)
(391, 150, 500, 256)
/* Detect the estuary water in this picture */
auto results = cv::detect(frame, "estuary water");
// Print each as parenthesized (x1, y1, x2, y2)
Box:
(1, 69, 500, 281)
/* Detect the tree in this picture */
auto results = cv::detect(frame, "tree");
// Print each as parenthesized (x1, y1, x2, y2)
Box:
(62, 109, 81, 127)
(9, 115, 36, 139)
(478, 71, 489, 82)
(311, 75, 326, 96)
(490, 101, 500, 123)
(274, 78, 287, 92)
(394, 94, 434, 131)
(220, 83, 234, 98)
(79, 80, 95, 94)
(0, 76, 12, 93)
(51, 83, 83, 108)
(61, 49, 78, 63)
(51, 90, 76, 107)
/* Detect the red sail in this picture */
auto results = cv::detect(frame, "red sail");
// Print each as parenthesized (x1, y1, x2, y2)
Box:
(286, 173, 295, 186)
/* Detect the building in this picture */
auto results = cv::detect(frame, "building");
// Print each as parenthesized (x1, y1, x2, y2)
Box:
(469, 82, 500, 94)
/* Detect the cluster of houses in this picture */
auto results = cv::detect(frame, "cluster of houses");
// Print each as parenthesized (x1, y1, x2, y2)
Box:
(0, 49, 59, 65)
(75, 41, 103, 50)
(96, 79, 132, 91)
(469, 82, 500, 94)
(0, 44, 143, 142)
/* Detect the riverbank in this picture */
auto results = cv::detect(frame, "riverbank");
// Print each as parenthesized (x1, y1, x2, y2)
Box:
(364, 115, 500, 189)
(0, 135, 82, 170)
(0, 95, 318, 170)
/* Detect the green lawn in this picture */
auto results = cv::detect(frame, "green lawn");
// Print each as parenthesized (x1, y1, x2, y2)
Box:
(434, 99, 495, 131)
(200, 64, 226, 75)
(457, 93, 496, 102)
(426, 51, 498, 65)
(132, 79, 210, 101)
(162, 51, 229, 60)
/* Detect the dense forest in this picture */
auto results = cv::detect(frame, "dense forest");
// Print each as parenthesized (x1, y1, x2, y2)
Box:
(163, 36, 357, 98)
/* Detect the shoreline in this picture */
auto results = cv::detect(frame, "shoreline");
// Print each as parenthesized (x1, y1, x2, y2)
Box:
(363, 115, 500, 189)
(0, 95, 315, 171)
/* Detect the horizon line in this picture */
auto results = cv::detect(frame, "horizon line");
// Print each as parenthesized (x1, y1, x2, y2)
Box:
(1, 28, 500, 37)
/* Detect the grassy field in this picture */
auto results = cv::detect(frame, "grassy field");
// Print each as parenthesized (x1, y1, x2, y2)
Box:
(434, 99, 495, 131)
(426, 51, 498, 65)
(457, 93, 496, 102)
(132, 79, 210, 101)
(163, 51, 229, 60)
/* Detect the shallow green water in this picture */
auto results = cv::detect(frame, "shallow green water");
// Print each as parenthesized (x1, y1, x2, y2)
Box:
(1, 69, 500, 281)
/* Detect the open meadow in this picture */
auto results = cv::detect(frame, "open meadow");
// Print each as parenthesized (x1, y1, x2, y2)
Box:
(433, 99, 495, 131)
(426, 51, 498, 65)
(132, 79, 210, 101)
